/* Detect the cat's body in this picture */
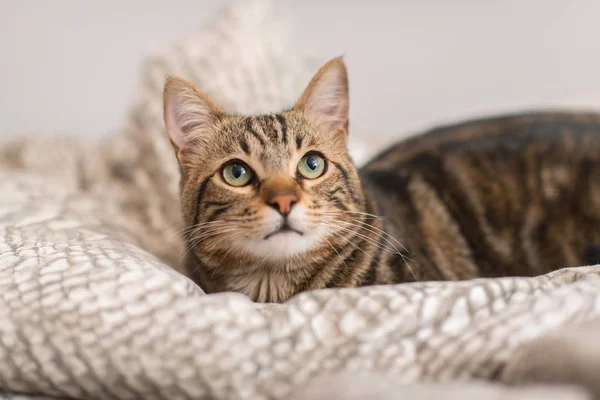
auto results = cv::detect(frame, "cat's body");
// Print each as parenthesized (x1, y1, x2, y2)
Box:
(164, 57, 600, 303)
(360, 111, 600, 282)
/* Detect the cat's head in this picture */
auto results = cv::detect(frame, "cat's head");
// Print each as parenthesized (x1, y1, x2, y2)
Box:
(163, 57, 366, 266)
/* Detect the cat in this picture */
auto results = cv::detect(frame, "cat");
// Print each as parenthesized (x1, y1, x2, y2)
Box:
(163, 56, 600, 303)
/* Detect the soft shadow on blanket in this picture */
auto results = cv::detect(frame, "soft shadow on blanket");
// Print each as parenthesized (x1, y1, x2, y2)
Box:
(503, 319, 600, 399)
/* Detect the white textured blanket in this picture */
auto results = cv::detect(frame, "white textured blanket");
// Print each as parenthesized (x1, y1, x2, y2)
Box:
(1, 170, 599, 399)
(1, 1, 598, 399)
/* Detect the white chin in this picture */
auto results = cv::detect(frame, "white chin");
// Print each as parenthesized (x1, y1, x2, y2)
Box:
(238, 231, 320, 261)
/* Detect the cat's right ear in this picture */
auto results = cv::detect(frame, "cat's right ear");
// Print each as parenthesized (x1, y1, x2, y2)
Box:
(163, 77, 224, 162)
(293, 57, 349, 142)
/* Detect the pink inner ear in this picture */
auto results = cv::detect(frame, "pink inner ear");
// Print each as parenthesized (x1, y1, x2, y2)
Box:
(180, 123, 194, 135)
(165, 97, 197, 149)
(306, 93, 348, 133)
(165, 107, 184, 148)
(301, 65, 348, 133)
(171, 124, 193, 149)
(164, 82, 221, 151)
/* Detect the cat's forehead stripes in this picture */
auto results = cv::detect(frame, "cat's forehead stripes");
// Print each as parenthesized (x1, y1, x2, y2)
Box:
(244, 117, 266, 147)
(241, 114, 296, 170)
(258, 115, 280, 142)
(238, 138, 250, 155)
(275, 114, 288, 144)
(246, 114, 289, 144)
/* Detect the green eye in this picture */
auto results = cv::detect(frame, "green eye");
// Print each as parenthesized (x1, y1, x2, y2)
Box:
(297, 153, 326, 179)
(222, 161, 253, 187)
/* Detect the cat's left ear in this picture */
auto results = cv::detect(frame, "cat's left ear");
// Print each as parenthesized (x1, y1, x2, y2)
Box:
(294, 57, 349, 142)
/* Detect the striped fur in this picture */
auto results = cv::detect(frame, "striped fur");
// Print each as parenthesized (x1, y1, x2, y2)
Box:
(164, 57, 600, 303)
(361, 111, 600, 282)
(173, 105, 387, 303)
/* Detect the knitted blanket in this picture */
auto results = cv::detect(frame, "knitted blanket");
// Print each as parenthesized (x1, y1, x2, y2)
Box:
(1, 1, 598, 399)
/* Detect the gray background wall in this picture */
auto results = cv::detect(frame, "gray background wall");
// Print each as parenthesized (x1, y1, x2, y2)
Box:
(2, 0, 600, 146)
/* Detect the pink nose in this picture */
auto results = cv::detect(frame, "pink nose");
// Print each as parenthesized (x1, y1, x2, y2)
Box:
(268, 194, 298, 216)
(261, 176, 302, 216)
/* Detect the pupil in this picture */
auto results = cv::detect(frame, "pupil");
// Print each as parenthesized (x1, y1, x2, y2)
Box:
(232, 165, 245, 179)
(306, 156, 318, 170)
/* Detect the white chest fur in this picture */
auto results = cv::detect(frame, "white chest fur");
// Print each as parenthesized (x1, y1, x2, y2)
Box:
(226, 269, 294, 303)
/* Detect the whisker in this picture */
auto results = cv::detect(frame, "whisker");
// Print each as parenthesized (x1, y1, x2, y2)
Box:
(171, 222, 235, 241)
(209, 245, 235, 279)
(183, 224, 239, 244)
(326, 217, 398, 251)
(185, 226, 239, 249)
(172, 217, 261, 239)
(179, 225, 240, 264)
(325, 225, 370, 259)
(334, 216, 409, 254)
(321, 219, 417, 280)
(323, 219, 399, 255)
(323, 209, 409, 254)
(321, 234, 348, 274)
(158, 220, 186, 235)
(327, 220, 417, 280)
(324, 210, 384, 220)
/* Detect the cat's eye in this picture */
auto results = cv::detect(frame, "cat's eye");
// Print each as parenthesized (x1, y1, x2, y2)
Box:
(222, 161, 253, 187)
(297, 153, 327, 179)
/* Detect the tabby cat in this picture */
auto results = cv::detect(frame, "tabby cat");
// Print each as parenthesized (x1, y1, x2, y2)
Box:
(163, 57, 600, 303)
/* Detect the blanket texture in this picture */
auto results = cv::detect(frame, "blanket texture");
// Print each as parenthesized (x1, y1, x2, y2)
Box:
(1, 1, 599, 399)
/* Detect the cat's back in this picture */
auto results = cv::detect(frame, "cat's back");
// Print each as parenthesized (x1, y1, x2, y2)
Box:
(360, 111, 600, 279)
(363, 111, 600, 172)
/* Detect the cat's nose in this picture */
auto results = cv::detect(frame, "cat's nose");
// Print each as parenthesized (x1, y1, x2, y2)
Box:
(261, 176, 302, 216)
(268, 194, 298, 216)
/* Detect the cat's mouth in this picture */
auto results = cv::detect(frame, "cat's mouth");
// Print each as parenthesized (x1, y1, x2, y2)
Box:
(264, 223, 304, 240)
